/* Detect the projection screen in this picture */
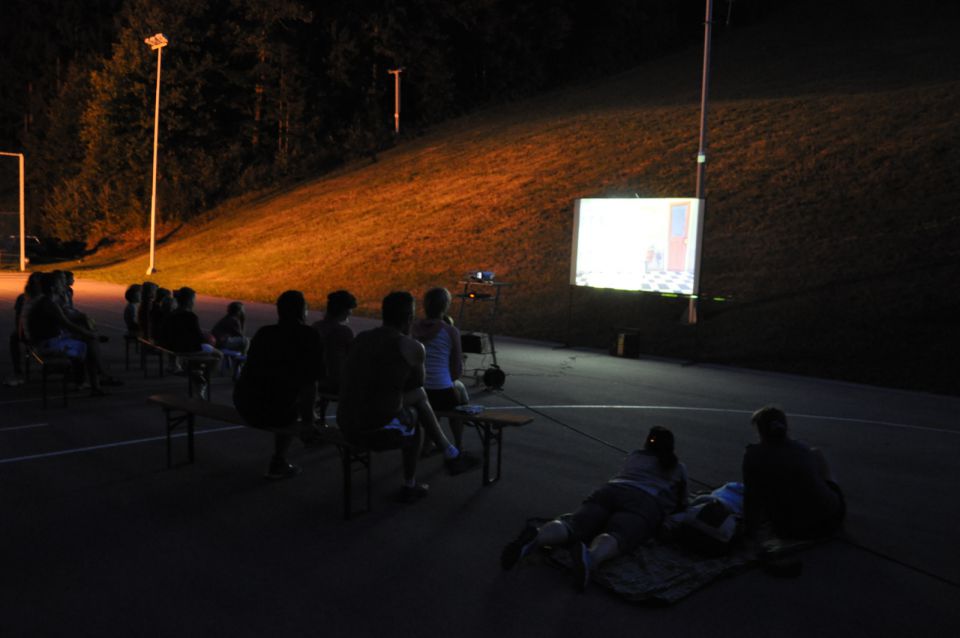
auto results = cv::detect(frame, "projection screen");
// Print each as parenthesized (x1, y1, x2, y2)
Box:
(570, 198, 704, 295)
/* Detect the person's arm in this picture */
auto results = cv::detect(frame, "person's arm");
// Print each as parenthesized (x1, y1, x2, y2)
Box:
(399, 336, 427, 406)
(51, 301, 94, 340)
(447, 324, 463, 380)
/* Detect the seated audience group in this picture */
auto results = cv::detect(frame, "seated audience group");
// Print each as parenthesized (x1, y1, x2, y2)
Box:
(6, 274, 846, 587)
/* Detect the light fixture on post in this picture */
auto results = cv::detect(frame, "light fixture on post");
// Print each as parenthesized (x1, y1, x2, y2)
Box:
(388, 68, 403, 134)
(144, 32, 168, 275)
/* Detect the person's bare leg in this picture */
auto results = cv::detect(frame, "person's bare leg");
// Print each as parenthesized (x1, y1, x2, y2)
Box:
(401, 427, 424, 483)
(403, 388, 450, 450)
(449, 417, 464, 449)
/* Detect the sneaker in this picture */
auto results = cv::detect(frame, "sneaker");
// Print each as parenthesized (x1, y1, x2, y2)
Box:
(398, 483, 430, 503)
(264, 459, 302, 480)
(100, 376, 125, 387)
(501, 524, 539, 570)
(445, 450, 480, 475)
(570, 541, 591, 592)
(3, 376, 25, 387)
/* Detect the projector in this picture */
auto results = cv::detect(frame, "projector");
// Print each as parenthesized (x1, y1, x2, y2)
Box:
(471, 271, 495, 282)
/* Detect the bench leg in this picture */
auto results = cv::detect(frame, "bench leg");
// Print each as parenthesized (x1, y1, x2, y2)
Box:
(471, 422, 503, 485)
(41, 365, 48, 409)
(339, 445, 372, 520)
(164, 408, 195, 468)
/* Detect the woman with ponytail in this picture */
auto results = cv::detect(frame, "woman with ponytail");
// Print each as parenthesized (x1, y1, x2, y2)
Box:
(501, 426, 688, 591)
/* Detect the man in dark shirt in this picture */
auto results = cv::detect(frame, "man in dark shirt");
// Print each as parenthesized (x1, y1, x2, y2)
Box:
(234, 290, 324, 479)
(742, 406, 845, 539)
(338, 291, 478, 502)
(159, 287, 208, 353)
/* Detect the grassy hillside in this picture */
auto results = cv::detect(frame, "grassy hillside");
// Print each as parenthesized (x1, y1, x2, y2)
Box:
(66, 6, 960, 395)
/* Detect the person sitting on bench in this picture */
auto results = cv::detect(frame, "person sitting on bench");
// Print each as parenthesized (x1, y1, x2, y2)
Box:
(211, 301, 249, 354)
(742, 406, 845, 540)
(312, 290, 356, 422)
(137, 282, 158, 341)
(123, 284, 142, 336)
(412, 287, 469, 451)
(234, 290, 325, 480)
(337, 291, 479, 503)
(159, 287, 213, 354)
(5, 272, 43, 387)
(501, 426, 688, 591)
(26, 272, 110, 396)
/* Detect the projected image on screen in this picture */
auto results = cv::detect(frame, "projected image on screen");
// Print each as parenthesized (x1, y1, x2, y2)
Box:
(570, 198, 703, 294)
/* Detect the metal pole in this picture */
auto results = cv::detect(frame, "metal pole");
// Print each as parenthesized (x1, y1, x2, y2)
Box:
(147, 45, 163, 275)
(18, 153, 24, 271)
(388, 69, 402, 133)
(690, 0, 714, 325)
(0, 151, 25, 271)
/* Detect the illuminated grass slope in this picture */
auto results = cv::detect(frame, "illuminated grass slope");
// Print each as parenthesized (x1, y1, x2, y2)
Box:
(75, 8, 960, 394)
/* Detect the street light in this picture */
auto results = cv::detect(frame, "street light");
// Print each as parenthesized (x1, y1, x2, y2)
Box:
(388, 68, 403, 134)
(0, 151, 26, 272)
(144, 32, 168, 275)
(689, 0, 714, 325)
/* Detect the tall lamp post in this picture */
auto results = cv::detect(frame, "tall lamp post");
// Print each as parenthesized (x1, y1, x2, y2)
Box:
(689, 0, 714, 325)
(0, 151, 26, 272)
(388, 68, 402, 134)
(144, 33, 168, 275)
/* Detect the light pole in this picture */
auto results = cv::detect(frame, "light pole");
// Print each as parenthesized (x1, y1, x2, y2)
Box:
(144, 33, 168, 275)
(0, 151, 26, 271)
(689, 0, 714, 325)
(388, 68, 402, 134)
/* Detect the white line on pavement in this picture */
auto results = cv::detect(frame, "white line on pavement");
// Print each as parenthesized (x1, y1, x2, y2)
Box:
(0, 425, 244, 465)
(0, 422, 49, 432)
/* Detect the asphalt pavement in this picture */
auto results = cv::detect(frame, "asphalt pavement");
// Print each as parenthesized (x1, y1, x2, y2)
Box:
(1, 272, 958, 637)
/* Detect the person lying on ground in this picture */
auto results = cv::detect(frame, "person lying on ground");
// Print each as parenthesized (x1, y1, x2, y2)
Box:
(412, 286, 469, 451)
(742, 405, 845, 541)
(501, 426, 688, 591)
(337, 291, 479, 503)
(234, 290, 326, 480)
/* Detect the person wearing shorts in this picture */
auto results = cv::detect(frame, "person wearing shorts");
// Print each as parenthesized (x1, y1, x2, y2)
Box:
(501, 426, 687, 591)
(338, 291, 479, 503)
(412, 287, 469, 450)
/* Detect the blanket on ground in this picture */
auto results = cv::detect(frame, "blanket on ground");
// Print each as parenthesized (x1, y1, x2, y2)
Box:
(548, 535, 814, 605)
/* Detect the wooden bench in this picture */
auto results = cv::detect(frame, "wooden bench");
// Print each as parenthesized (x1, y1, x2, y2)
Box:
(146, 394, 533, 521)
(435, 409, 533, 485)
(147, 393, 363, 519)
(26, 346, 73, 408)
(139, 338, 221, 399)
